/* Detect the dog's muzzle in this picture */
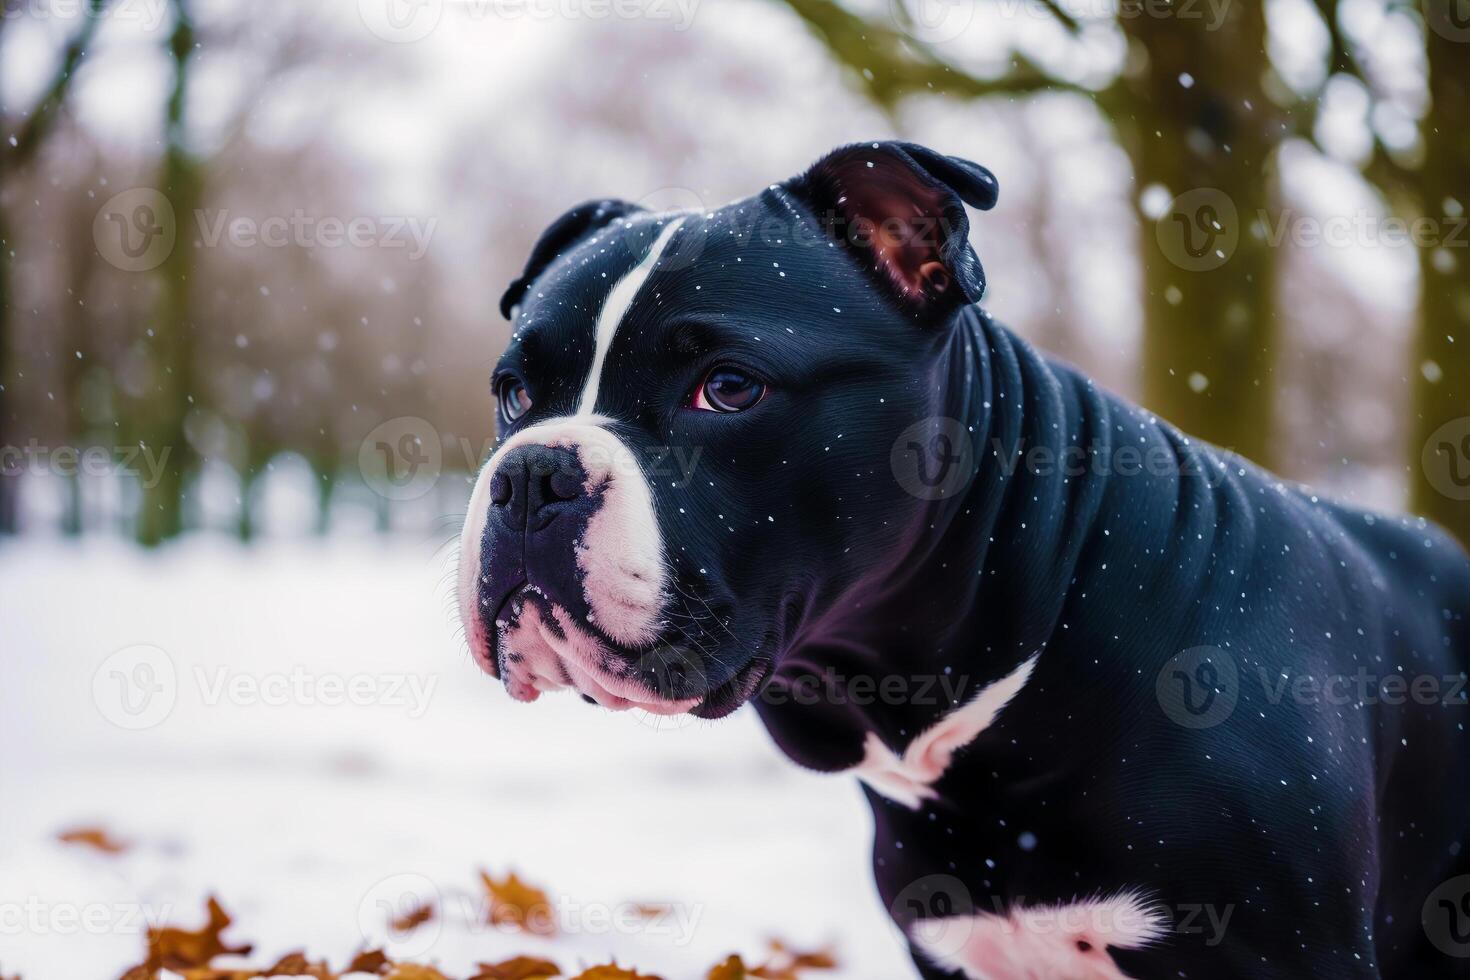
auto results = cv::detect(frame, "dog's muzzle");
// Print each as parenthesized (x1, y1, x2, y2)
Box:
(457, 418, 689, 711)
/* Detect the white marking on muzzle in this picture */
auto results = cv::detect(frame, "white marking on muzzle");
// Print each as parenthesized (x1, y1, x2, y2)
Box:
(575, 216, 686, 415)
(459, 215, 685, 681)
(458, 417, 668, 662)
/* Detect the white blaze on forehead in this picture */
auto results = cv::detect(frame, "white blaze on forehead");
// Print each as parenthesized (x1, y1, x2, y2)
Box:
(457, 216, 686, 686)
(576, 216, 687, 416)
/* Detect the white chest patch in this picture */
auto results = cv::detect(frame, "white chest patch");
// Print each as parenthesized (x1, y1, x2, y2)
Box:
(854, 654, 1038, 809)
(911, 891, 1167, 980)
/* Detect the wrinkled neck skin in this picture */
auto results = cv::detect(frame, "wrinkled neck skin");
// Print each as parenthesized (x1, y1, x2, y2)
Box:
(755, 306, 1117, 776)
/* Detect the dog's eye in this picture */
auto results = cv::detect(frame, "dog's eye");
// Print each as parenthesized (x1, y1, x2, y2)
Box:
(498, 376, 532, 423)
(691, 366, 766, 413)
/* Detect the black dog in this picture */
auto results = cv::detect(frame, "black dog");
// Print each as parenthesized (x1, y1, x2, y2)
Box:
(458, 141, 1470, 979)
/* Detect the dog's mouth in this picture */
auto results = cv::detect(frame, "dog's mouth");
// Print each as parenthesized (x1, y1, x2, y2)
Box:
(689, 657, 773, 720)
(482, 588, 769, 718)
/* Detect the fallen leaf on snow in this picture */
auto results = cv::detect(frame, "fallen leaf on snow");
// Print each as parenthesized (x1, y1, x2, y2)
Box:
(345, 949, 391, 975)
(383, 965, 454, 980)
(467, 956, 562, 980)
(479, 871, 556, 936)
(566, 965, 662, 980)
(706, 955, 748, 980)
(58, 826, 130, 854)
(390, 902, 435, 933)
(145, 896, 253, 971)
(254, 950, 334, 977)
(748, 940, 837, 980)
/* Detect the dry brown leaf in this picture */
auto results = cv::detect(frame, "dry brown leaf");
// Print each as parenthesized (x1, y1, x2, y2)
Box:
(257, 950, 334, 977)
(566, 965, 662, 980)
(389, 901, 435, 933)
(776, 948, 836, 974)
(630, 904, 672, 921)
(479, 871, 556, 936)
(706, 955, 748, 980)
(468, 955, 562, 980)
(743, 939, 838, 980)
(383, 965, 451, 980)
(58, 826, 130, 854)
(146, 896, 253, 971)
(345, 949, 392, 975)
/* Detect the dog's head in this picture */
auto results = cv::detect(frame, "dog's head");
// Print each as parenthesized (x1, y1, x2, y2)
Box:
(458, 141, 997, 719)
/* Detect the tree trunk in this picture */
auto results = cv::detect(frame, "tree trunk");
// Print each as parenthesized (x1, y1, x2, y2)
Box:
(1116, 2, 1284, 467)
(0, 0, 108, 534)
(134, 0, 198, 546)
(0, 182, 16, 535)
(1411, 8, 1470, 548)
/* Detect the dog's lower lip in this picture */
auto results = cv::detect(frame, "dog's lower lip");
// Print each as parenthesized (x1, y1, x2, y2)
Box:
(690, 658, 772, 720)
(485, 582, 525, 679)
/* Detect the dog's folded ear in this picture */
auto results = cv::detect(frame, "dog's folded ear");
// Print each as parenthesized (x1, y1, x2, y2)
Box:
(790, 141, 998, 319)
(499, 199, 646, 319)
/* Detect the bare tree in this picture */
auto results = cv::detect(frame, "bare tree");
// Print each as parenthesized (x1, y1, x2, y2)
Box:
(776, 0, 1300, 466)
(1411, 4, 1470, 546)
(0, 0, 109, 532)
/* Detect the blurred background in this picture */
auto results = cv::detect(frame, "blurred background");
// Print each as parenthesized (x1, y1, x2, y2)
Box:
(1, 0, 1468, 977)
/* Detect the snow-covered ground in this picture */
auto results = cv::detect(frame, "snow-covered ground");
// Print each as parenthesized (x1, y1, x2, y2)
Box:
(0, 535, 912, 978)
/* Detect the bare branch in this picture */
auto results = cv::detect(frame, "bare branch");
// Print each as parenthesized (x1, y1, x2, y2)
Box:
(5, 0, 111, 163)
(774, 0, 1083, 109)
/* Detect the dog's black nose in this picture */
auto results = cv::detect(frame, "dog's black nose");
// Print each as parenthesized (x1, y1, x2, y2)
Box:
(490, 444, 585, 531)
